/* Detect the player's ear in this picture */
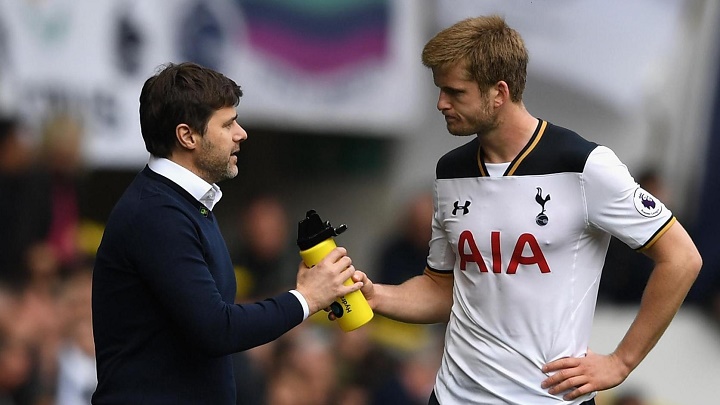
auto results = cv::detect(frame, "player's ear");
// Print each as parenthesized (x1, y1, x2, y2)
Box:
(492, 81, 511, 107)
(176, 124, 199, 150)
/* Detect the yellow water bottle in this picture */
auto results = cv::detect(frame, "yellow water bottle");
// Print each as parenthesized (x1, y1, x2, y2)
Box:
(297, 210, 373, 332)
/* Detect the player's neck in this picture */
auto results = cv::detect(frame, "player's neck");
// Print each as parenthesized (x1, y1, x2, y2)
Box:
(478, 106, 538, 164)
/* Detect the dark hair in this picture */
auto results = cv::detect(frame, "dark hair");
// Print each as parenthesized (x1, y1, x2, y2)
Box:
(139, 62, 243, 157)
(422, 15, 528, 102)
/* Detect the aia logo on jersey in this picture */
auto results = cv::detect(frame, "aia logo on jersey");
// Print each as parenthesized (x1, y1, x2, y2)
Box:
(457, 231, 550, 274)
(535, 187, 551, 226)
(633, 187, 662, 217)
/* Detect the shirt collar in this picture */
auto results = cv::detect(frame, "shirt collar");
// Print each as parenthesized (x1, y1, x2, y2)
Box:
(147, 155, 223, 210)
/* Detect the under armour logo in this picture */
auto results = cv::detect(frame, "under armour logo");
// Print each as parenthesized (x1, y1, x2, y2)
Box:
(535, 187, 550, 226)
(453, 200, 471, 215)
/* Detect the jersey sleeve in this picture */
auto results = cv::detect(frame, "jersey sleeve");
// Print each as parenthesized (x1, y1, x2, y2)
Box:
(583, 146, 675, 250)
(427, 181, 455, 273)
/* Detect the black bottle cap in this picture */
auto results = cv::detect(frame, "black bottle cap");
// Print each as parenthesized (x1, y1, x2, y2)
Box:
(297, 210, 347, 251)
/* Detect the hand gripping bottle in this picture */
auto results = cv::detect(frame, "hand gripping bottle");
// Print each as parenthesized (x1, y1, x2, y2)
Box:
(297, 210, 373, 332)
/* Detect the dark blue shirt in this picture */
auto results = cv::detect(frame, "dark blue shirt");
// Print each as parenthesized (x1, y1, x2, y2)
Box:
(92, 167, 303, 404)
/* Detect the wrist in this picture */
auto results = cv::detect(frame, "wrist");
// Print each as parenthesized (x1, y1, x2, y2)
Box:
(610, 350, 636, 378)
(367, 283, 383, 313)
(290, 289, 312, 319)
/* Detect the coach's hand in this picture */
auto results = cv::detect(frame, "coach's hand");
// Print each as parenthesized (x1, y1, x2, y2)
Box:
(541, 349, 630, 400)
(295, 247, 362, 315)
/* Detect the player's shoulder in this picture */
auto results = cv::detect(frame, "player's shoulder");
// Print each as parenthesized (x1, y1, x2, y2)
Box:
(541, 121, 596, 151)
(434, 121, 601, 179)
(436, 138, 480, 179)
(512, 121, 599, 175)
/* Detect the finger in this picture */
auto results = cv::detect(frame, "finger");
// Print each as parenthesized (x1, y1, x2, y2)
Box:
(330, 256, 352, 273)
(548, 374, 585, 396)
(342, 281, 364, 294)
(543, 357, 577, 373)
(563, 384, 593, 401)
(337, 265, 356, 282)
(541, 368, 573, 389)
(351, 270, 367, 283)
(320, 247, 348, 264)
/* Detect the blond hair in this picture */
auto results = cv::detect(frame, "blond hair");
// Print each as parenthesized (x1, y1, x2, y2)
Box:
(422, 15, 528, 102)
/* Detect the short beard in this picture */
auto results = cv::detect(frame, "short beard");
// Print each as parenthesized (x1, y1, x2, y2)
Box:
(472, 118, 499, 137)
(449, 114, 498, 137)
(197, 139, 237, 184)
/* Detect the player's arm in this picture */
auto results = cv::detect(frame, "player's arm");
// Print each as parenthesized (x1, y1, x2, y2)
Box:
(350, 267, 453, 324)
(542, 220, 701, 400)
(608, 220, 701, 373)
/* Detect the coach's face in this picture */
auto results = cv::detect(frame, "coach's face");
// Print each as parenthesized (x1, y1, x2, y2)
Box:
(196, 107, 247, 183)
(433, 63, 498, 137)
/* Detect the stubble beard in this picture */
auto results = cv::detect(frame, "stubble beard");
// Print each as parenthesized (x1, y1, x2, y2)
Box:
(448, 113, 498, 137)
(447, 96, 498, 137)
(198, 139, 238, 184)
(210, 159, 238, 183)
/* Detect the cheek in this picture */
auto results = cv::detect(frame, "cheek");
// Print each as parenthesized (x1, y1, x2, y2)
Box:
(457, 104, 480, 121)
(469, 101, 492, 118)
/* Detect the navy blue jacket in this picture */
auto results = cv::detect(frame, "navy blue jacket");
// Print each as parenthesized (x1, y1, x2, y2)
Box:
(92, 167, 304, 404)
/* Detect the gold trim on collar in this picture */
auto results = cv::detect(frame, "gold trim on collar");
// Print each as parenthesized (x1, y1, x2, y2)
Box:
(476, 144, 487, 177)
(506, 120, 548, 176)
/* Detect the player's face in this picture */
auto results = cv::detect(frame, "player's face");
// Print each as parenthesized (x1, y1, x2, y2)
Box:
(196, 107, 247, 183)
(433, 63, 498, 137)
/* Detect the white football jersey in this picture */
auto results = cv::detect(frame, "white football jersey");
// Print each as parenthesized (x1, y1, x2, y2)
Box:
(428, 120, 674, 404)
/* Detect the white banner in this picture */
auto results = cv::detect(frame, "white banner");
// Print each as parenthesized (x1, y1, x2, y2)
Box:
(0, 0, 425, 168)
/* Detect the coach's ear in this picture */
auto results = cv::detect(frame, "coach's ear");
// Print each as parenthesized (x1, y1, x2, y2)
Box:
(176, 123, 199, 151)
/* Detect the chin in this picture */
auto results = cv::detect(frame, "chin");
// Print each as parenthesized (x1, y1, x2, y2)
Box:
(448, 128, 475, 137)
(226, 167, 239, 179)
(446, 123, 472, 137)
(214, 170, 238, 183)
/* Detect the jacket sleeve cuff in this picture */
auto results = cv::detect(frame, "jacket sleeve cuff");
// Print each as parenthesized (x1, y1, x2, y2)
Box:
(288, 290, 310, 320)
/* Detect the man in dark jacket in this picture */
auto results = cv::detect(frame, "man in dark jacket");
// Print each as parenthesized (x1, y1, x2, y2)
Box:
(91, 62, 361, 405)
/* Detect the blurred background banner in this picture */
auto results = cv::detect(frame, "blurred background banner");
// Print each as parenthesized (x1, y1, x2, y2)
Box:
(437, 0, 686, 111)
(223, 0, 426, 134)
(0, 0, 426, 168)
(0, 0, 174, 168)
(1, 0, 719, 233)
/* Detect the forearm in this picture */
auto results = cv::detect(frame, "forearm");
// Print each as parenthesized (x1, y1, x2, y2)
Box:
(230, 293, 305, 351)
(371, 270, 453, 324)
(539, 255, 700, 400)
(190, 292, 304, 355)
(612, 253, 700, 373)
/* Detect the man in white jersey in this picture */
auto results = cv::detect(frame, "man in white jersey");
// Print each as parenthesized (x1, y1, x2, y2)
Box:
(343, 15, 702, 404)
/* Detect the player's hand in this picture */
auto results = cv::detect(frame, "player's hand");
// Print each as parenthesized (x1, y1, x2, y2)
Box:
(541, 349, 630, 400)
(295, 247, 362, 315)
(326, 270, 375, 321)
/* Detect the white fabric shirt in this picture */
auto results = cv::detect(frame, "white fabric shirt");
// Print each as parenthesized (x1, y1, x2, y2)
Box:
(147, 156, 309, 319)
(428, 122, 674, 404)
(148, 156, 223, 210)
